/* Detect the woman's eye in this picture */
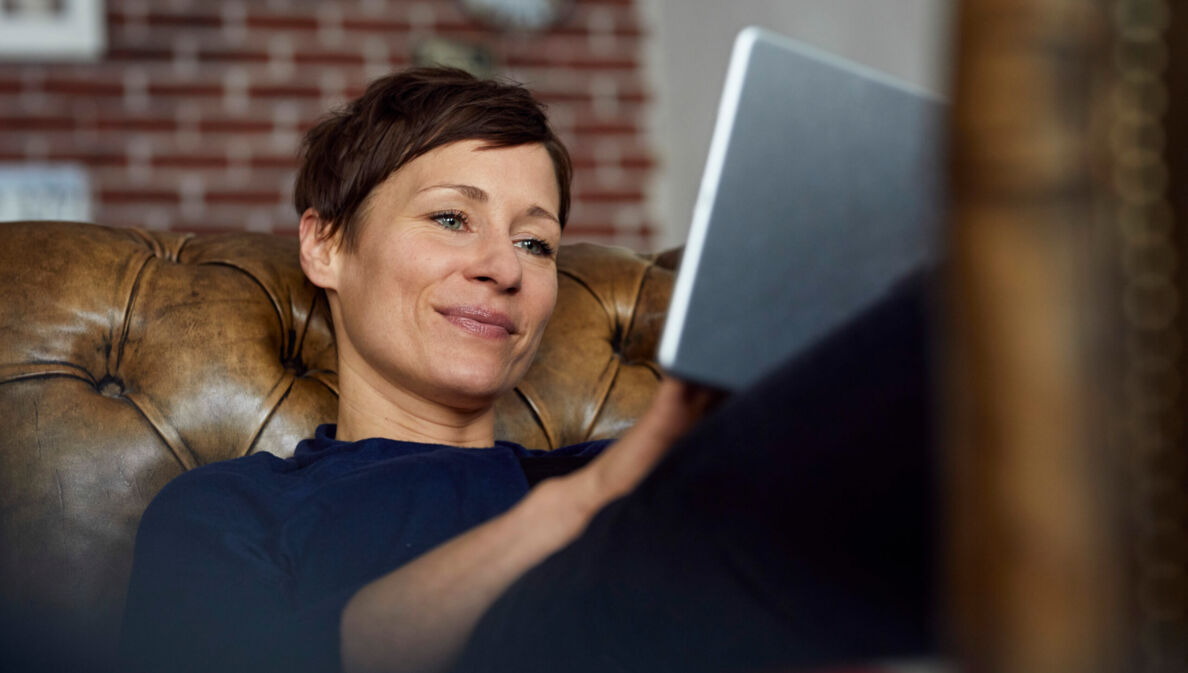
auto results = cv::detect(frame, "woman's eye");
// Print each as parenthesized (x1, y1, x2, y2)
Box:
(431, 211, 467, 230)
(514, 238, 556, 257)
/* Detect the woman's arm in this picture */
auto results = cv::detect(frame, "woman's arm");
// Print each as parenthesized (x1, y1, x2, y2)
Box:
(340, 379, 720, 673)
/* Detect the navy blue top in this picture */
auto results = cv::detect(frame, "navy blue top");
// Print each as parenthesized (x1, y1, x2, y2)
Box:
(118, 425, 610, 673)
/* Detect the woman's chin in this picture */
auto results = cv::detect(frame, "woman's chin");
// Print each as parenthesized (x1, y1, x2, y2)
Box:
(425, 366, 519, 411)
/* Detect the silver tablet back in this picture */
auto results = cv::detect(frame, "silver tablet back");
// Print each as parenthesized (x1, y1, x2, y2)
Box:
(657, 27, 945, 390)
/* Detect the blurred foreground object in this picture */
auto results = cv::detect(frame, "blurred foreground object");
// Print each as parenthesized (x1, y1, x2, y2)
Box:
(947, 0, 1187, 671)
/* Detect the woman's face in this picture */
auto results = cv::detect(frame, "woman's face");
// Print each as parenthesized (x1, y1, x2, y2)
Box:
(323, 139, 562, 411)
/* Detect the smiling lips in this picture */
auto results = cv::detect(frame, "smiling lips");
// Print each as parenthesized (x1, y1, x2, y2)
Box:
(438, 305, 517, 339)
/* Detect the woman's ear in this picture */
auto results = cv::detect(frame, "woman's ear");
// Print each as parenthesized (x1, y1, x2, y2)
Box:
(298, 208, 341, 290)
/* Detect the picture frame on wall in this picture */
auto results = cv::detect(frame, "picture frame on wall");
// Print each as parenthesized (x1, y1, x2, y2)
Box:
(0, 0, 105, 61)
(0, 164, 92, 222)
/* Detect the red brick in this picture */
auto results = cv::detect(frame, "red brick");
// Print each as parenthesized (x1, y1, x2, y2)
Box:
(249, 84, 322, 99)
(95, 118, 176, 132)
(245, 14, 318, 31)
(534, 91, 595, 104)
(206, 190, 284, 205)
(105, 47, 172, 62)
(197, 50, 270, 64)
(43, 78, 123, 96)
(341, 84, 371, 100)
(198, 119, 273, 133)
(340, 17, 413, 33)
(0, 150, 125, 165)
(146, 82, 224, 97)
(107, 10, 221, 29)
(618, 155, 654, 170)
(572, 188, 645, 202)
(293, 51, 366, 67)
(552, 23, 644, 39)
(154, 155, 229, 169)
(572, 121, 638, 135)
(251, 154, 300, 169)
(570, 151, 655, 171)
(505, 54, 638, 71)
(0, 116, 74, 130)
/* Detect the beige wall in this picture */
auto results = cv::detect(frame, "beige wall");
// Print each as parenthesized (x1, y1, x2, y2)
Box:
(641, 0, 954, 249)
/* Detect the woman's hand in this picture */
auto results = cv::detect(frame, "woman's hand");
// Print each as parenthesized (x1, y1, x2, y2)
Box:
(340, 377, 722, 673)
(576, 378, 725, 512)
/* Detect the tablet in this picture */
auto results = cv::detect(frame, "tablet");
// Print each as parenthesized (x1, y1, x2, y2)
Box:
(657, 27, 945, 390)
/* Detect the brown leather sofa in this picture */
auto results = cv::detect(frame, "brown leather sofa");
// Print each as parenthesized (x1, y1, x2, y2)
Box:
(0, 220, 676, 672)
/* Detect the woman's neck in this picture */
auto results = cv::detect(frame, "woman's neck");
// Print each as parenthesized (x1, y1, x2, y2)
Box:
(333, 362, 497, 448)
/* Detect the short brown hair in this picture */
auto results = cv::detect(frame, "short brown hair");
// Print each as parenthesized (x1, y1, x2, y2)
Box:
(294, 67, 572, 250)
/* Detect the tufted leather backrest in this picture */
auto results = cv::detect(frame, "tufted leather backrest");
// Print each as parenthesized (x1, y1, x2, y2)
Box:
(0, 220, 676, 671)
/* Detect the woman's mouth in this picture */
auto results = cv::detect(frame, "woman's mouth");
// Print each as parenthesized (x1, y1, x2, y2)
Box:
(437, 306, 517, 339)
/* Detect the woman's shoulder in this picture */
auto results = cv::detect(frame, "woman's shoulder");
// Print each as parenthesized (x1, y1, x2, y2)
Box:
(140, 452, 289, 534)
(140, 425, 349, 530)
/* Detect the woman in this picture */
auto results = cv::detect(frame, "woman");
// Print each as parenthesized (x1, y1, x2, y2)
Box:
(120, 67, 937, 673)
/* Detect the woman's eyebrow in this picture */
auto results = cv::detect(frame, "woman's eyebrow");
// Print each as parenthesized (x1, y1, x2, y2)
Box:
(420, 183, 487, 201)
(527, 205, 560, 225)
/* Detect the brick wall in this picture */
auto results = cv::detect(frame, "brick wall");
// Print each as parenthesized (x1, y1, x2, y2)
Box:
(0, 0, 655, 248)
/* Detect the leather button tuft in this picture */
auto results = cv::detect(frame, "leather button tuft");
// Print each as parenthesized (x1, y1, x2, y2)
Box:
(283, 357, 307, 376)
(97, 376, 124, 398)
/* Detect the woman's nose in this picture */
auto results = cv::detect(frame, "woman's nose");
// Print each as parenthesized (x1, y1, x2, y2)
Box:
(468, 231, 522, 293)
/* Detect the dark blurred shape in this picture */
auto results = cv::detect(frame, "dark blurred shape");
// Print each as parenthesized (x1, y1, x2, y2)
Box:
(946, 0, 1188, 671)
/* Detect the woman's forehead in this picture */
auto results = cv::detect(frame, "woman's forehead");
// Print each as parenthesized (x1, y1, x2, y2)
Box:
(370, 141, 561, 212)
